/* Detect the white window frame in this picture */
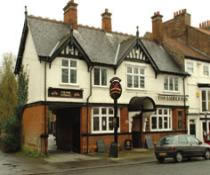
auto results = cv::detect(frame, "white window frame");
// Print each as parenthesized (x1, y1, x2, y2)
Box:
(61, 58, 77, 85)
(163, 76, 179, 92)
(201, 89, 210, 112)
(203, 64, 209, 76)
(186, 61, 194, 74)
(126, 65, 145, 89)
(93, 67, 108, 87)
(91, 107, 120, 134)
(150, 108, 172, 131)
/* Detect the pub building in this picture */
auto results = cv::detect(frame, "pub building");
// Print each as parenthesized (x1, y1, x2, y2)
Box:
(15, 0, 188, 154)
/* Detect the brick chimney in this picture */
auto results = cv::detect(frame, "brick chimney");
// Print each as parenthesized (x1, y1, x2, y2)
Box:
(151, 11, 163, 43)
(173, 9, 191, 26)
(63, 0, 78, 29)
(101, 9, 112, 32)
(199, 20, 210, 30)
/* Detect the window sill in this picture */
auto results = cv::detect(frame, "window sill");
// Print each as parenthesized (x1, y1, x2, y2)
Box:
(162, 90, 181, 95)
(59, 83, 80, 88)
(93, 85, 109, 89)
(126, 87, 145, 91)
(150, 129, 172, 132)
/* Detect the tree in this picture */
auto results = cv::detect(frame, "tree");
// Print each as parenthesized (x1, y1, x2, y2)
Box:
(0, 53, 28, 152)
(0, 53, 17, 125)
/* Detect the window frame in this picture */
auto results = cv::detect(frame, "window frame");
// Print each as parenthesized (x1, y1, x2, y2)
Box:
(150, 108, 172, 132)
(126, 65, 145, 89)
(163, 76, 179, 92)
(186, 61, 194, 74)
(61, 58, 78, 85)
(93, 67, 108, 87)
(201, 89, 210, 112)
(91, 107, 120, 134)
(203, 64, 209, 76)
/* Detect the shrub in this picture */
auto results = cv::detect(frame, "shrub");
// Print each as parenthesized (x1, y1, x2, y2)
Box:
(0, 116, 20, 153)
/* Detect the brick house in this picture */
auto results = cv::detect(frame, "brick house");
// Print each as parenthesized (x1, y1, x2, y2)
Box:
(148, 9, 210, 142)
(15, 0, 188, 154)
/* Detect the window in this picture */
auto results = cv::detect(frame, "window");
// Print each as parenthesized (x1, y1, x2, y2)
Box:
(127, 66, 145, 89)
(178, 111, 183, 129)
(93, 67, 107, 86)
(92, 107, 119, 133)
(151, 108, 172, 131)
(201, 90, 210, 112)
(61, 59, 77, 84)
(178, 135, 188, 144)
(186, 61, 194, 74)
(164, 77, 179, 91)
(203, 64, 209, 76)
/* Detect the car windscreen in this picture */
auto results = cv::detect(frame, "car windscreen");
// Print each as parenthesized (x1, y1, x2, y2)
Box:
(158, 136, 176, 146)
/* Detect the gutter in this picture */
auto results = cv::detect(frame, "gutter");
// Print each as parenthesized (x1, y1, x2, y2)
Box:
(86, 66, 93, 154)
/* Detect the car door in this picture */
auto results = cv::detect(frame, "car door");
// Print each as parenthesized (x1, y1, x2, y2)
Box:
(187, 135, 203, 156)
(177, 135, 191, 157)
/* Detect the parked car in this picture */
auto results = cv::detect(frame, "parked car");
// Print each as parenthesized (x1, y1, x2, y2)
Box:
(154, 134, 210, 163)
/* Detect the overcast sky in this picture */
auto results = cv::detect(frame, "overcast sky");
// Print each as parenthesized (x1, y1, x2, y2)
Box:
(0, 0, 210, 64)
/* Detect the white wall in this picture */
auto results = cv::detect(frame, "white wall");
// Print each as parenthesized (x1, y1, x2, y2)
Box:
(22, 29, 44, 104)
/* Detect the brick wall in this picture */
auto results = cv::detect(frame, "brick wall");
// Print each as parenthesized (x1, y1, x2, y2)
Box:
(80, 106, 130, 153)
(163, 10, 190, 41)
(22, 104, 48, 153)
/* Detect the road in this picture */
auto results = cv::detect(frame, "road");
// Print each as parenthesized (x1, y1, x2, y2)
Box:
(58, 158, 210, 175)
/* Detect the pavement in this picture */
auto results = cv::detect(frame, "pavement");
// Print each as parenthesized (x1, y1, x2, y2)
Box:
(0, 135, 156, 174)
(0, 148, 155, 175)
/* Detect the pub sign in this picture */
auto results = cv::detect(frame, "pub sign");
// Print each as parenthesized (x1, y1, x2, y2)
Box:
(109, 77, 122, 100)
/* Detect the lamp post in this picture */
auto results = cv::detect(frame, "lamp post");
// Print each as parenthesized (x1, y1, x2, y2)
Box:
(109, 77, 122, 158)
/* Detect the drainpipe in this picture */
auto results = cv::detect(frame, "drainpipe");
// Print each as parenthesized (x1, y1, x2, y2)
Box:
(44, 61, 48, 155)
(86, 66, 93, 154)
(183, 76, 187, 134)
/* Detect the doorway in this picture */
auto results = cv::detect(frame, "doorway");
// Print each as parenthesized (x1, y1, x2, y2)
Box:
(189, 119, 196, 136)
(55, 108, 81, 153)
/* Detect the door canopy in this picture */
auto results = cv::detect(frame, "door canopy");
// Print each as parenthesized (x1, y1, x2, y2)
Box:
(128, 96, 156, 112)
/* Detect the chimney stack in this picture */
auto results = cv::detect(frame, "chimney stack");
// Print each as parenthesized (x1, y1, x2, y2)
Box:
(151, 11, 163, 43)
(199, 20, 210, 30)
(63, 0, 78, 29)
(101, 9, 112, 32)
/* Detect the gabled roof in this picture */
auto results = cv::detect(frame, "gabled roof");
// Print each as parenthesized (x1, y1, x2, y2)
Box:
(142, 39, 185, 74)
(15, 15, 186, 76)
(27, 16, 70, 57)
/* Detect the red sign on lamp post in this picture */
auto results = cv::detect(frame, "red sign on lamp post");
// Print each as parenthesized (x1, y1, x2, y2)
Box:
(109, 77, 122, 158)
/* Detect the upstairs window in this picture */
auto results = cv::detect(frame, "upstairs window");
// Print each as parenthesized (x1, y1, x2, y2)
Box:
(61, 59, 77, 84)
(93, 67, 107, 86)
(201, 90, 210, 112)
(164, 77, 179, 91)
(203, 64, 209, 76)
(186, 61, 194, 74)
(127, 66, 145, 89)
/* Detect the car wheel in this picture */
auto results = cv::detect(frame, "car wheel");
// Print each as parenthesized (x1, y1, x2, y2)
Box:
(175, 152, 183, 163)
(204, 150, 210, 160)
(157, 157, 164, 163)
